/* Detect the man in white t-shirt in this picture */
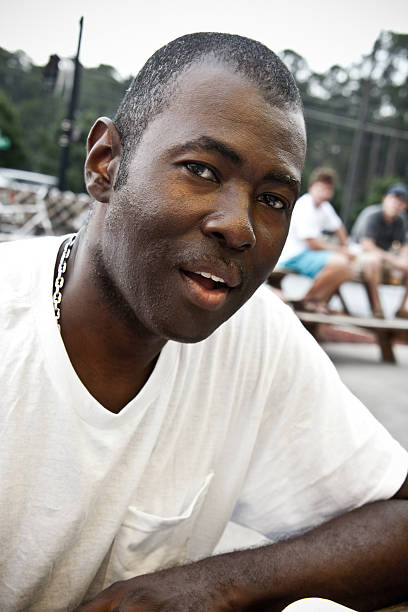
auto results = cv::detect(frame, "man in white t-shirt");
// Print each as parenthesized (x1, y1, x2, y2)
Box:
(1, 33, 408, 612)
(278, 168, 355, 313)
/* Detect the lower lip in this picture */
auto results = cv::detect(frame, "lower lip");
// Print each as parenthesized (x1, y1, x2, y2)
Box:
(180, 271, 230, 311)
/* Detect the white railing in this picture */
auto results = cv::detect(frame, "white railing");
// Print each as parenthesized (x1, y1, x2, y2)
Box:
(0, 186, 91, 241)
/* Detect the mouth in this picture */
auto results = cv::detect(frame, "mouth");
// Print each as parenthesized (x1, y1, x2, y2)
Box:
(179, 267, 238, 311)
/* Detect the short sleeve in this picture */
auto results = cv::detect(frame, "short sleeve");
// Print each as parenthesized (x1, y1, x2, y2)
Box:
(291, 198, 322, 240)
(364, 212, 381, 241)
(320, 202, 342, 233)
(292, 200, 342, 240)
(232, 315, 408, 541)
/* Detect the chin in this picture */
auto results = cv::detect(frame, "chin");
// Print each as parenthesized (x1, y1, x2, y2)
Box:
(156, 311, 233, 344)
(161, 323, 221, 344)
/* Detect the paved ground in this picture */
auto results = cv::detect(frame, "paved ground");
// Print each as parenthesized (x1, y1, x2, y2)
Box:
(324, 341, 408, 450)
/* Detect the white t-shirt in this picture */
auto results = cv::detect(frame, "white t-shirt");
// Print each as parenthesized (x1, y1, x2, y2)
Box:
(0, 236, 406, 611)
(279, 193, 343, 263)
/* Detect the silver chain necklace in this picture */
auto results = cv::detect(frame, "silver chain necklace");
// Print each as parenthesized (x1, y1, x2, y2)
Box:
(53, 234, 77, 331)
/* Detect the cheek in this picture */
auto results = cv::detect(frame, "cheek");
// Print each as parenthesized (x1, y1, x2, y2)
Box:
(256, 212, 290, 254)
(249, 219, 289, 284)
(123, 175, 201, 239)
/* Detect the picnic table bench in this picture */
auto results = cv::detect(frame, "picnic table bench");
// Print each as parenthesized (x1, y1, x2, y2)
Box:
(268, 269, 408, 364)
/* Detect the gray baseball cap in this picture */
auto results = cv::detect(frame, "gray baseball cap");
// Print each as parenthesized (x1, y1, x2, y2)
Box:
(387, 183, 408, 202)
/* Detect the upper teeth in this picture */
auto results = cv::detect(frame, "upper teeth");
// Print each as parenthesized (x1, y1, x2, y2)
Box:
(197, 271, 226, 284)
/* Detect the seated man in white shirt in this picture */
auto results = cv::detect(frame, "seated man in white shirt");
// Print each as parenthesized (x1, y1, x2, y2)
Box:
(278, 168, 354, 313)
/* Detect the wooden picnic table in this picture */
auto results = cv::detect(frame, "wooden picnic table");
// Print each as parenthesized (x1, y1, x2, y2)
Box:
(268, 269, 408, 364)
(295, 309, 408, 363)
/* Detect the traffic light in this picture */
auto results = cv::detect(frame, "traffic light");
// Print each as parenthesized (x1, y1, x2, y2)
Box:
(43, 54, 60, 92)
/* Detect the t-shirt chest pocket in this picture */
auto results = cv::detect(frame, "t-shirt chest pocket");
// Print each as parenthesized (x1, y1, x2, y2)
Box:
(105, 473, 213, 585)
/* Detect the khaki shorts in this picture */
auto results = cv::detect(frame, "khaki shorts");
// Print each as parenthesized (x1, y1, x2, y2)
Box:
(352, 251, 404, 285)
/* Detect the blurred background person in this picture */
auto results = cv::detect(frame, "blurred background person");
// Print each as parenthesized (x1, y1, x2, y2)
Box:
(355, 183, 408, 318)
(278, 167, 354, 313)
(351, 184, 408, 245)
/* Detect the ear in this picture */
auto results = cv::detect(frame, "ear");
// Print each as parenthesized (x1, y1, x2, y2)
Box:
(84, 117, 121, 203)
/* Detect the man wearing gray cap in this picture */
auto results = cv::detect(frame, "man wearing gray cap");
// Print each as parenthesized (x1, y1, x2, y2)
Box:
(356, 183, 408, 318)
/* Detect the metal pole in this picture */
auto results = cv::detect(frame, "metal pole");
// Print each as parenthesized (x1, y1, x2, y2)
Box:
(341, 77, 371, 228)
(58, 17, 84, 191)
(341, 41, 380, 228)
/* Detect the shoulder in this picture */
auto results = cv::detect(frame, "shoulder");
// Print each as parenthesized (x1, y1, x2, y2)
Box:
(226, 283, 295, 335)
(295, 193, 311, 205)
(320, 201, 339, 217)
(193, 284, 305, 372)
(360, 204, 382, 219)
(351, 205, 382, 237)
(175, 284, 320, 424)
(291, 194, 314, 223)
(0, 234, 62, 262)
(365, 210, 383, 228)
(0, 235, 64, 300)
(293, 193, 312, 212)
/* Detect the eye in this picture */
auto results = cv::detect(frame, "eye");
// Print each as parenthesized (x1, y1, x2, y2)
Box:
(185, 162, 217, 182)
(257, 193, 289, 210)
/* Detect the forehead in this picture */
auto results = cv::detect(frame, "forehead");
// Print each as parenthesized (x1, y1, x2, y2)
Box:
(312, 181, 334, 189)
(384, 194, 405, 206)
(133, 61, 306, 181)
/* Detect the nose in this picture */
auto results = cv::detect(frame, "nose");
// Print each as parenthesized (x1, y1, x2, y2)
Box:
(200, 190, 256, 251)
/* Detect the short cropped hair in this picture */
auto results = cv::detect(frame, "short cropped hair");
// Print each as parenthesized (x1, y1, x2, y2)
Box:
(113, 32, 303, 189)
(308, 167, 337, 188)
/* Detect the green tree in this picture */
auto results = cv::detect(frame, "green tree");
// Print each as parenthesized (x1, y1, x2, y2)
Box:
(1, 32, 407, 201)
(0, 49, 130, 191)
(0, 89, 26, 167)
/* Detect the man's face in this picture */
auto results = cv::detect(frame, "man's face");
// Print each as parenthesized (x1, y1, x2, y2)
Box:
(382, 194, 406, 221)
(96, 62, 306, 342)
(308, 181, 334, 206)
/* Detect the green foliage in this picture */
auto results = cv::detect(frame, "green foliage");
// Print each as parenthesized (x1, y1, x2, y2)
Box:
(282, 30, 408, 221)
(0, 89, 26, 167)
(80, 64, 129, 119)
(0, 31, 407, 215)
(0, 51, 129, 192)
(366, 176, 403, 206)
(350, 176, 403, 225)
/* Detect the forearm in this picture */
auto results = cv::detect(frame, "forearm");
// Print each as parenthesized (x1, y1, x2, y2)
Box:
(360, 239, 407, 269)
(335, 225, 349, 247)
(77, 500, 408, 611)
(361, 240, 396, 266)
(200, 499, 408, 611)
(391, 246, 408, 272)
(307, 238, 331, 251)
(307, 235, 351, 255)
(307, 238, 349, 253)
(381, 250, 408, 272)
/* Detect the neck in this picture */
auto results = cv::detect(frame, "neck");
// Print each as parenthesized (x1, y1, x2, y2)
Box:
(382, 213, 395, 224)
(56, 232, 166, 413)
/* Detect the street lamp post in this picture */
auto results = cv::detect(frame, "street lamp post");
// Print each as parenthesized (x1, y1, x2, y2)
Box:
(58, 17, 84, 191)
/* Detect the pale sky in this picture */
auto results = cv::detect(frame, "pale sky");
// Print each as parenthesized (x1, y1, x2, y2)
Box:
(1, 0, 407, 78)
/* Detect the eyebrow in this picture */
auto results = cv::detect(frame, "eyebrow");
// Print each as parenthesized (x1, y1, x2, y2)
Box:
(171, 135, 300, 195)
(170, 136, 243, 166)
(263, 171, 301, 196)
